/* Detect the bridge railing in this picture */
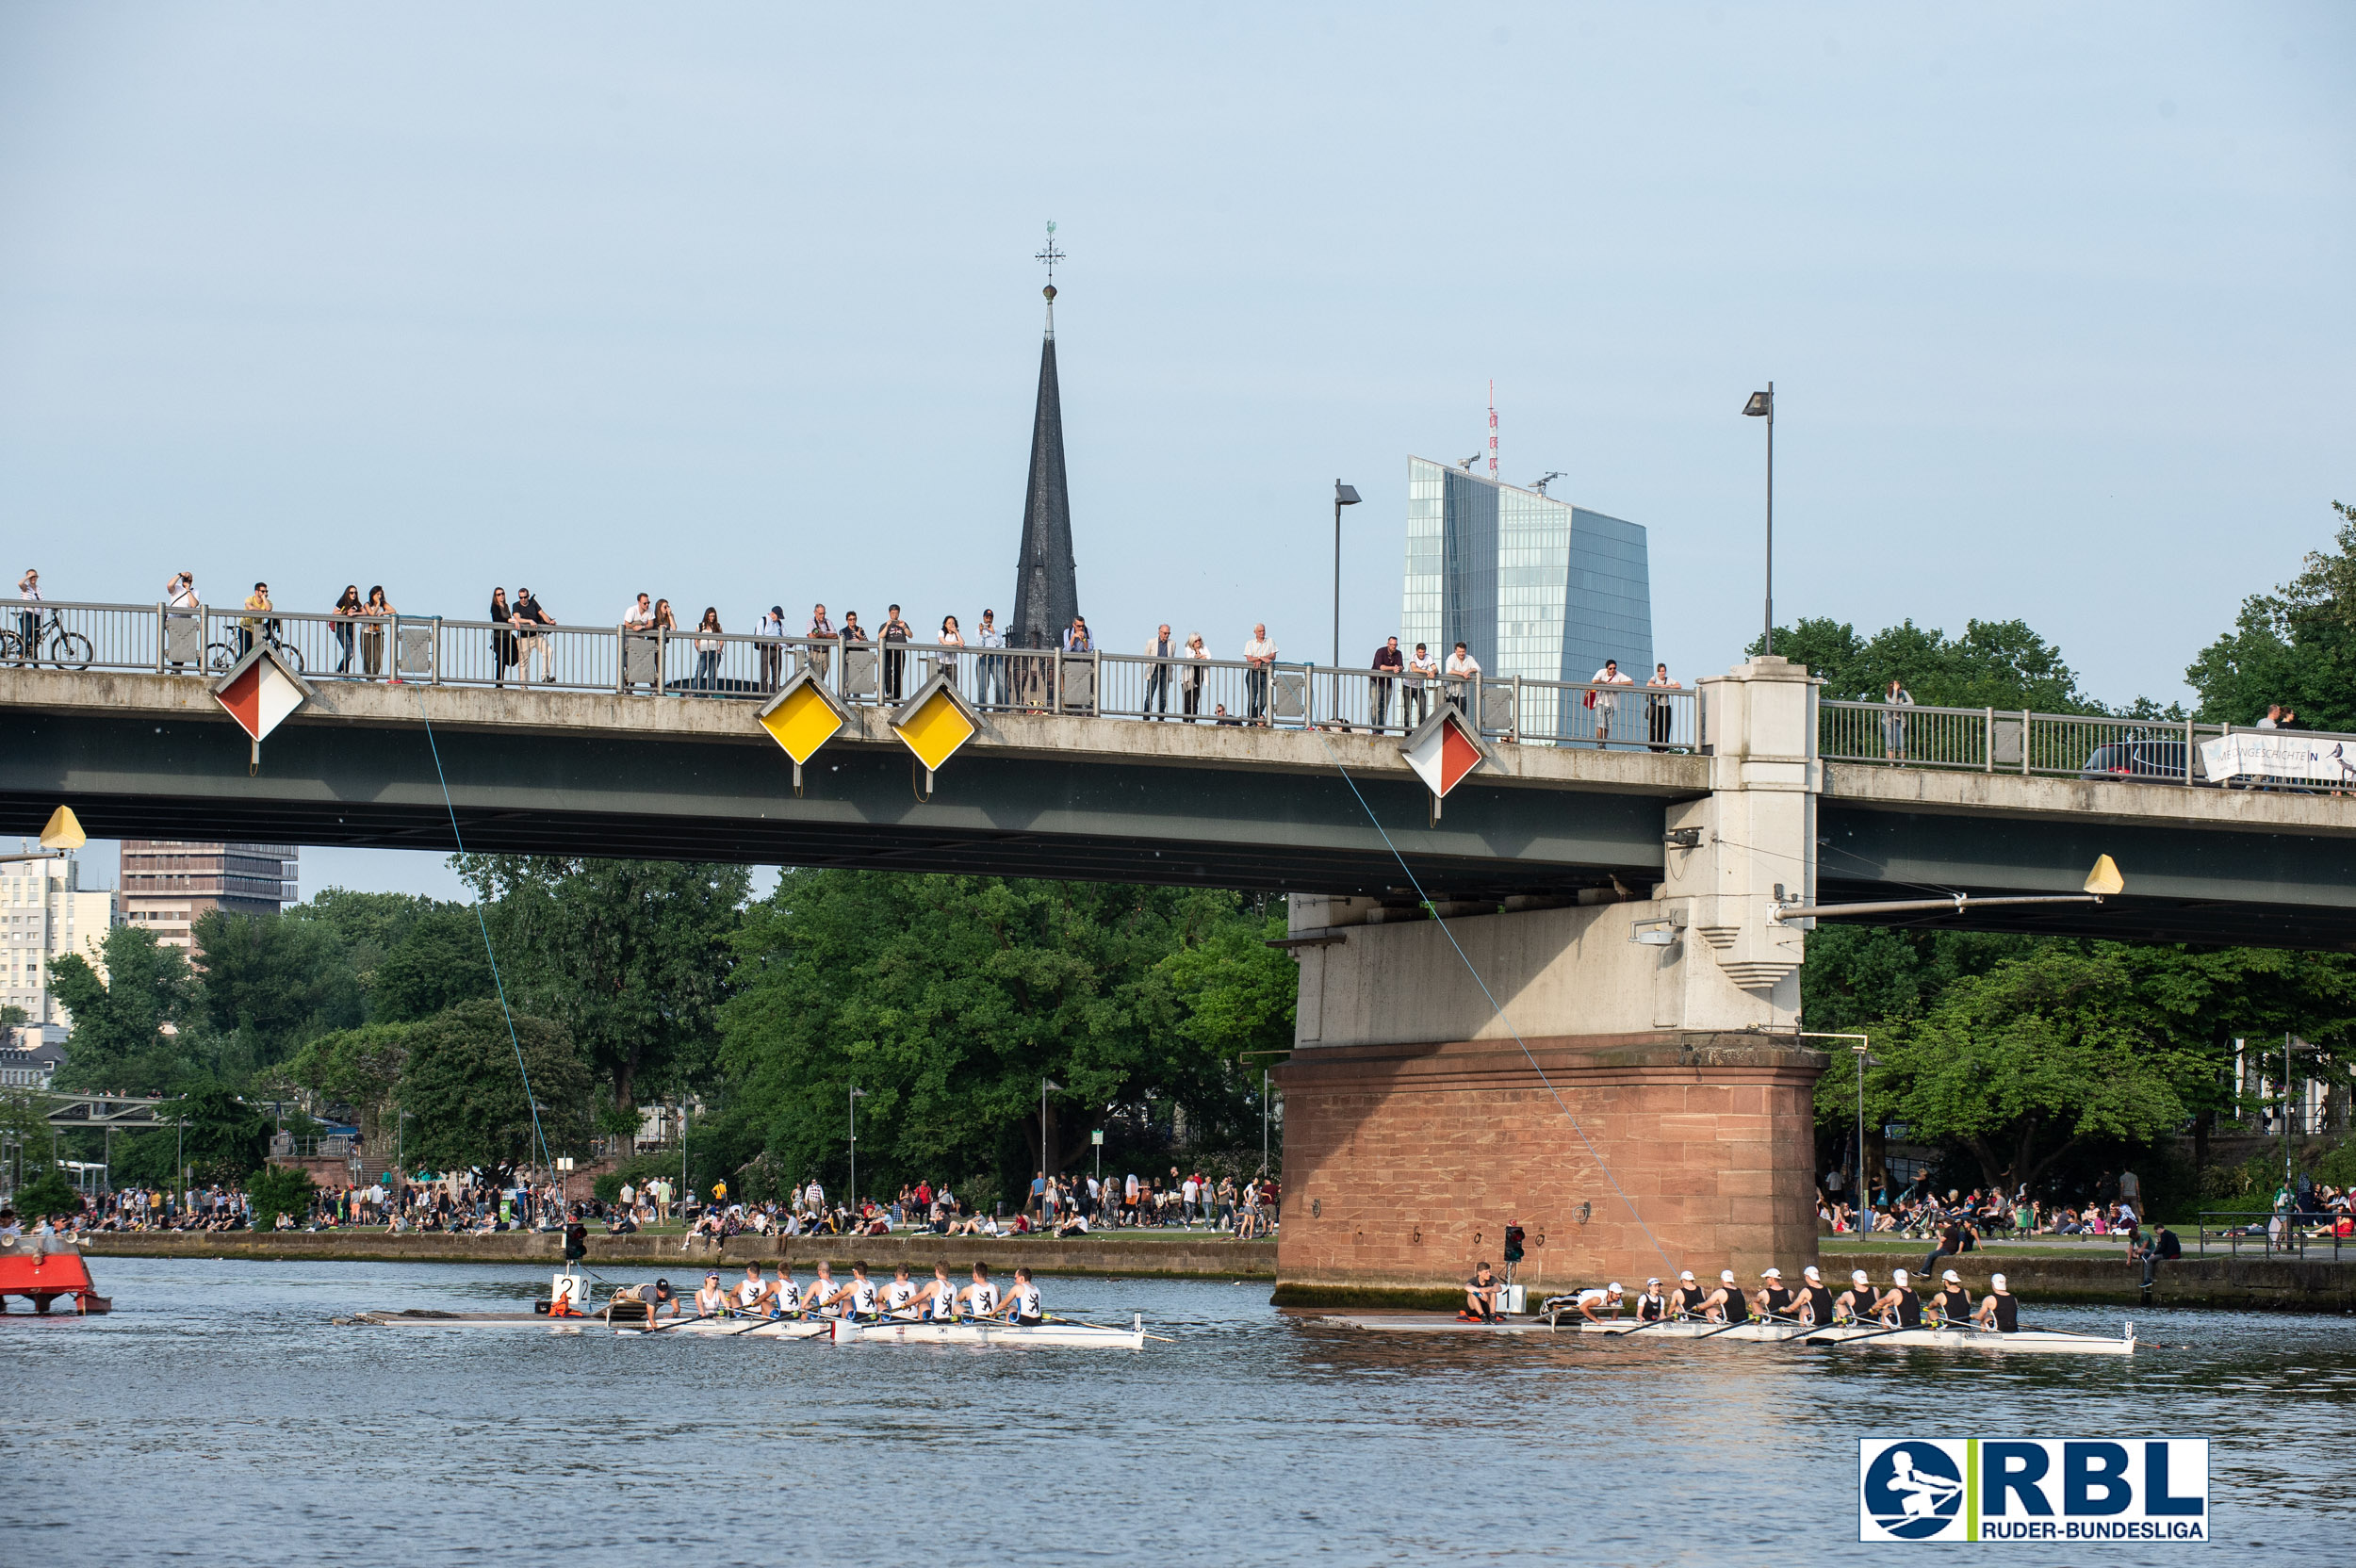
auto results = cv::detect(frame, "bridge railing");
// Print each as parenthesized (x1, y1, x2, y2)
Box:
(7, 597, 1703, 750)
(1822, 699, 2259, 784)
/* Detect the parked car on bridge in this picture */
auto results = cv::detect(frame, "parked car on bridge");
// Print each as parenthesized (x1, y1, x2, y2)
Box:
(2079, 737, 2213, 785)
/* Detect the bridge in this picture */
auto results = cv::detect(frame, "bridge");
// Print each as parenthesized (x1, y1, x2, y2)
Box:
(8, 602, 2355, 1303)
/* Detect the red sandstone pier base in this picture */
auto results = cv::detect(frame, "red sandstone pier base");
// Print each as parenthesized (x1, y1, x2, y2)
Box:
(1270, 1032, 1824, 1308)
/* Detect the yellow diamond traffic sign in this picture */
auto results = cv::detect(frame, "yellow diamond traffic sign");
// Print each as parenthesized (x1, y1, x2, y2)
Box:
(892, 671, 979, 784)
(756, 670, 847, 776)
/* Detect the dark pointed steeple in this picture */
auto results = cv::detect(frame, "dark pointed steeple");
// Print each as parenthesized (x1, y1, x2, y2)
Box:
(1011, 227, 1077, 651)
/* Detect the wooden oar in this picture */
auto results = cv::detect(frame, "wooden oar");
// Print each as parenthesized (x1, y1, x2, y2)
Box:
(1043, 1313, 1173, 1344)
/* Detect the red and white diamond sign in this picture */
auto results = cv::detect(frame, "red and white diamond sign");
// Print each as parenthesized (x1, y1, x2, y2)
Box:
(1400, 703, 1485, 799)
(213, 645, 312, 746)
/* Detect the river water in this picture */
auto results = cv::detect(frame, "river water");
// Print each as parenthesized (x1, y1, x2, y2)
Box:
(4, 1258, 2351, 1565)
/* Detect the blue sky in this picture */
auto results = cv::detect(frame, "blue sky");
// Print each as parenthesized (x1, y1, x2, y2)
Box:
(3, 4, 2348, 898)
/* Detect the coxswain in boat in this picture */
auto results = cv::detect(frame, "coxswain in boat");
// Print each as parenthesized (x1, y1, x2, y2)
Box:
(882, 1265, 922, 1321)
(695, 1272, 730, 1317)
(1788, 1266, 1837, 1327)
(990, 1266, 1045, 1327)
(1928, 1269, 1973, 1325)
(1632, 1278, 1669, 1322)
(958, 1263, 1002, 1320)
(1751, 1266, 1794, 1320)
(1460, 1262, 1501, 1323)
(612, 1278, 679, 1321)
(1832, 1269, 1873, 1324)
(1873, 1268, 1922, 1328)
(1575, 1282, 1626, 1323)
(1972, 1272, 2020, 1333)
(1700, 1269, 1749, 1325)
(1664, 1270, 1703, 1317)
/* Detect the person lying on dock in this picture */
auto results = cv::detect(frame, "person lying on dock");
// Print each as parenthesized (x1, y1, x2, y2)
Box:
(1575, 1282, 1625, 1322)
(1459, 1262, 1501, 1322)
(611, 1279, 679, 1320)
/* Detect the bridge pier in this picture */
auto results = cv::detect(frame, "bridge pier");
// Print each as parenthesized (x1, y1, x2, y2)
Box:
(1271, 657, 1829, 1306)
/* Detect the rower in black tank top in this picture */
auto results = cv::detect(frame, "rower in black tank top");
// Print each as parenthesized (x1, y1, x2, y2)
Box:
(1761, 1283, 1795, 1318)
(1794, 1282, 1833, 1325)
(1987, 1292, 2019, 1332)
(1718, 1282, 1750, 1324)
(1889, 1284, 1922, 1328)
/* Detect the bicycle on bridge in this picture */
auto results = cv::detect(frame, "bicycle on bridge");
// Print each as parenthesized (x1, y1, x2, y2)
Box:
(206, 621, 307, 677)
(0, 607, 94, 670)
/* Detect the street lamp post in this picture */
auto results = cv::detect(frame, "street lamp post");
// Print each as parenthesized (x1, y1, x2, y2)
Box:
(847, 1086, 866, 1216)
(1742, 384, 1774, 656)
(1332, 481, 1362, 669)
(1040, 1078, 1062, 1195)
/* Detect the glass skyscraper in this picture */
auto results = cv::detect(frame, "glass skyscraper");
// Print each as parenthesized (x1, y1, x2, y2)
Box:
(1399, 457, 1651, 738)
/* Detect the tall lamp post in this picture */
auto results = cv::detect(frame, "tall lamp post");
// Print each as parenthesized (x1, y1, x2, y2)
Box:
(1332, 481, 1361, 668)
(1040, 1078, 1062, 1206)
(847, 1086, 866, 1216)
(1742, 384, 1774, 656)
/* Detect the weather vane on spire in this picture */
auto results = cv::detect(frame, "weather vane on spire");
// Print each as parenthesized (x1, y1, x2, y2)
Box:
(1036, 220, 1063, 295)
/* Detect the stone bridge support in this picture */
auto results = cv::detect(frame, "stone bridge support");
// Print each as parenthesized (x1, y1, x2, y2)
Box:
(1272, 657, 1828, 1306)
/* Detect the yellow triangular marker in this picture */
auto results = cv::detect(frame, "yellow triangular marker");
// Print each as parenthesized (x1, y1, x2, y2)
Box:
(892, 672, 978, 786)
(756, 671, 847, 767)
(2083, 854, 2124, 897)
(39, 805, 87, 851)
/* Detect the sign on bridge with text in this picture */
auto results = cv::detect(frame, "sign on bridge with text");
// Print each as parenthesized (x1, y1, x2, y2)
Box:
(1858, 1437, 2207, 1544)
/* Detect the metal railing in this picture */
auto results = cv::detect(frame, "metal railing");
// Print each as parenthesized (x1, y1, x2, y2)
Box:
(1822, 698, 2356, 788)
(2196, 1209, 2350, 1261)
(0, 597, 1701, 749)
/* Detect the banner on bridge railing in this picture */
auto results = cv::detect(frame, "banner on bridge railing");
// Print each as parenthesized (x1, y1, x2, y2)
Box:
(2199, 731, 2356, 787)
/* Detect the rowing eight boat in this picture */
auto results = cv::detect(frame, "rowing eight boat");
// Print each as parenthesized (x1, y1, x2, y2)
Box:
(831, 1315, 1147, 1348)
(1309, 1312, 2135, 1353)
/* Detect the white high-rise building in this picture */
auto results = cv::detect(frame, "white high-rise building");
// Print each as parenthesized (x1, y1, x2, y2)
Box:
(2, 849, 116, 1032)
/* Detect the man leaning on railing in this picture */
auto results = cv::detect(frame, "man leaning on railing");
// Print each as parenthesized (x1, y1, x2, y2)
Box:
(1370, 636, 1403, 731)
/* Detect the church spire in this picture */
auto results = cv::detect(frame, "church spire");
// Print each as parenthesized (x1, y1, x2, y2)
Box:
(1011, 222, 1077, 651)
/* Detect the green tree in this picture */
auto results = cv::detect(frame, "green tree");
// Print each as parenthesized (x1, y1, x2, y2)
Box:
(370, 907, 495, 1023)
(398, 1000, 593, 1184)
(168, 1084, 274, 1184)
(1754, 615, 2098, 711)
(47, 925, 195, 1093)
(454, 856, 748, 1111)
(286, 1022, 413, 1166)
(719, 874, 1274, 1197)
(243, 1163, 317, 1230)
(2185, 499, 2356, 732)
(11, 1162, 81, 1219)
(188, 908, 364, 1072)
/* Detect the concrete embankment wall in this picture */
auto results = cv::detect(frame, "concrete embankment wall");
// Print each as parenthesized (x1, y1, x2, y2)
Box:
(1817, 1250, 2356, 1313)
(81, 1231, 1277, 1281)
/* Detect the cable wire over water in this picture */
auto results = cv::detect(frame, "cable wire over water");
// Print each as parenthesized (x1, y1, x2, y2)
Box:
(414, 690, 553, 1175)
(1309, 728, 1681, 1277)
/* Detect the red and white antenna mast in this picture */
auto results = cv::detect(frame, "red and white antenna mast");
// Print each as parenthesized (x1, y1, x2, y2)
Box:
(1487, 380, 1498, 481)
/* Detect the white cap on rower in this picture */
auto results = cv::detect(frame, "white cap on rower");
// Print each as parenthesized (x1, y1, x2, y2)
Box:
(1719, 1269, 1737, 1283)
(1803, 1266, 1822, 1280)
(1761, 1267, 1782, 1279)
(1645, 1277, 1662, 1287)
(1892, 1268, 1910, 1284)
(1678, 1270, 1695, 1282)
(1990, 1272, 2007, 1290)
(1942, 1269, 1961, 1283)
(1607, 1282, 1623, 1294)
(1852, 1270, 1870, 1285)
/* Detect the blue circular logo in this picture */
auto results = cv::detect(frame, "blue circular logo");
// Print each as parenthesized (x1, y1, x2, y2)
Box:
(1863, 1443, 1965, 1539)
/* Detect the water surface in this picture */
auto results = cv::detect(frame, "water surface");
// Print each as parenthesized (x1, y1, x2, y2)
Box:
(5, 1259, 2350, 1565)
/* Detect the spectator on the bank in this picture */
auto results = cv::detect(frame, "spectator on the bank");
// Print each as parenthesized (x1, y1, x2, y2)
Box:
(1881, 678, 1915, 760)
(1371, 635, 1404, 730)
(1645, 662, 1680, 751)
(2140, 1222, 2181, 1287)
(1243, 623, 1277, 722)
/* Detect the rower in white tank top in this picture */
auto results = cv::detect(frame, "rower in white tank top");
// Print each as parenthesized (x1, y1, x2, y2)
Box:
(846, 1266, 880, 1319)
(925, 1266, 957, 1321)
(773, 1273, 803, 1315)
(1002, 1270, 1044, 1326)
(961, 1266, 1000, 1319)
(883, 1267, 920, 1319)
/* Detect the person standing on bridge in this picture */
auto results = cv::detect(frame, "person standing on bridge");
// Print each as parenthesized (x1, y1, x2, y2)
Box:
(12, 568, 39, 664)
(1403, 642, 1437, 728)
(620, 593, 655, 692)
(332, 585, 362, 675)
(755, 605, 786, 693)
(1143, 624, 1176, 719)
(976, 609, 1006, 708)
(1181, 631, 1209, 719)
(805, 603, 834, 681)
(1587, 658, 1633, 744)
(489, 588, 517, 688)
(1644, 662, 1680, 751)
(937, 613, 964, 689)
(361, 585, 394, 678)
(515, 588, 556, 683)
(881, 603, 912, 700)
(1881, 678, 1915, 760)
(692, 608, 724, 694)
(1370, 635, 1404, 730)
(1244, 623, 1277, 723)
(1444, 641, 1481, 712)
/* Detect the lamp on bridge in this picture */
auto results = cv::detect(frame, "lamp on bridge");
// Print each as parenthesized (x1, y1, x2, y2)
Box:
(1332, 481, 1362, 669)
(1742, 384, 1774, 657)
(1, 806, 85, 865)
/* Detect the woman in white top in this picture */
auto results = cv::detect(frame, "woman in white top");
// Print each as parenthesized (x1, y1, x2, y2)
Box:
(937, 613, 965, 692)
(1587, 659, 1634, 744)
(691, 607, 723, 695)
(1180, 633, 1210, 721)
